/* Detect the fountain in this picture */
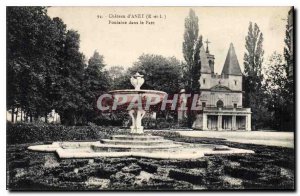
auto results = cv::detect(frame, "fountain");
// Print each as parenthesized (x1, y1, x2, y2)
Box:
(109, 72, 167, 134)
(28, 73, 254, 159)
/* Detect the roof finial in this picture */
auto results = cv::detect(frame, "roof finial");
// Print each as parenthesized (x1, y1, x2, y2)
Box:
(205, 39, 211, 53)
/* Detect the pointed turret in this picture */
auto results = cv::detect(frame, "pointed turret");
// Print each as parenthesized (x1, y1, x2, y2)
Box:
(221, 43, 242, 76)
(200, 46, 211, 73)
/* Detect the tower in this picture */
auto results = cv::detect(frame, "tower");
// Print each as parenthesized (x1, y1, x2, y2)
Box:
(194, 42, 251, 131)
(205, 39, 215, 73)
(221, 43, 242, 92)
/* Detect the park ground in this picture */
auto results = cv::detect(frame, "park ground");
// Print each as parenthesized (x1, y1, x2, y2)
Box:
(176, 130, 294, 148)
(7, 128, 295, 191)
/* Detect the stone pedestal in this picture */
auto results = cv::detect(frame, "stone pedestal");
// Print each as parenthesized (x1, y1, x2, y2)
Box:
(129, 109, 146, 134)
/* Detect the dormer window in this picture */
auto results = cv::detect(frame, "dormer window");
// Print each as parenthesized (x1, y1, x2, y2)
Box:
(234, 80, 237, 85)
(203, 79, 206, 84)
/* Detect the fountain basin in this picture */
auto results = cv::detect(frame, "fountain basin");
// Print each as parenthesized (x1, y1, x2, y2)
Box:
(28, 133, 254, 159)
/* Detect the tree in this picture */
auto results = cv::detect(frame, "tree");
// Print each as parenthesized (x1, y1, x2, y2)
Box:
(82, 51, 110, 123)
(182, 9, 203, 127)
(7, 7, 63, 122)
(54, 30, 87, 125)
(283, 13, 294, 131)
(265, 52, 291, 130)
(129, 54, 183, 94)
(109, 54, 184, 122)
(284, 16, 292, 77)
(108, 66, 126, 90)
(7, 7, 111, 126)
(243, 22, 268, 130)
(264, 13, 294, 131)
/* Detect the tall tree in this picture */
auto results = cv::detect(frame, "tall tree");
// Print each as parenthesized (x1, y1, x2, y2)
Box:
(266, 11, 295, 131)
(265, 52, 292, 130)
(284, 14, 292, 78)
(7, 7, 62, 122)
(182, 9, 203, 127)
(54, 30, 86, 125)
(82, 51, 110, 123)
(243, 22, 267, 130)
(284, 11, 294, 131)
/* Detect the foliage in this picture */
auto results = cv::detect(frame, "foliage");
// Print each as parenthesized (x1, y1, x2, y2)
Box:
(128, 54, 184, 94)
(54, 30, 87, 125)
(284, 20, 292, 77)
(264, 53, 294, 131)
(7, 7, 110, 125)
(182, 9, 203, 127)
(262, 11, 294, 131)
(182, 9, 202, 94)
(7, 7, 62, 122)
(243, 22, 269, 130)
(283, 15, 294, 131)
(81, 51, 110, 124)
(6, 122, 127, 144)
(108, 66, 126, 90)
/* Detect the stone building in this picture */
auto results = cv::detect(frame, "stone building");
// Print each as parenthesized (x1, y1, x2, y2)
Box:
(193, 43, 251, 131)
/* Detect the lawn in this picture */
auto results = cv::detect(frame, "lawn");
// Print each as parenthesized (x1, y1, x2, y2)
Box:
(7, 128, 295, 191)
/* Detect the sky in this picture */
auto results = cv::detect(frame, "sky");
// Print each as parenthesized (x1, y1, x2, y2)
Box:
(48, 6, 290, 74)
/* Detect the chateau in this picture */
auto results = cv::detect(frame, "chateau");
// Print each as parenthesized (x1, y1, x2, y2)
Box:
(193, 43, 252, 131)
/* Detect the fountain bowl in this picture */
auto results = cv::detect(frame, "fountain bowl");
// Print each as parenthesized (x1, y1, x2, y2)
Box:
(108, 89, 167, 106)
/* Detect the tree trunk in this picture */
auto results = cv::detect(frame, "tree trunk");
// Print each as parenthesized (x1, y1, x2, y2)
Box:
(20, 109, 23, 122)
(30, 112, 33, 123)
(15, 108, 19, 122)
(45, 112, 48, 123)
(11, 107, 14, 123)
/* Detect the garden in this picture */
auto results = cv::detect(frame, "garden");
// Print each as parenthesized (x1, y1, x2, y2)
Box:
(7, 123, 295, 190)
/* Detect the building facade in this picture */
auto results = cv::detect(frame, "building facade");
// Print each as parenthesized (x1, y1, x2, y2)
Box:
(193, 43, 251, 131)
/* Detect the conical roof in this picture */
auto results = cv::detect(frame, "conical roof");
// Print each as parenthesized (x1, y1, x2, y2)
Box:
(221, 43, 242, 76)
(200, 46, 211, 73)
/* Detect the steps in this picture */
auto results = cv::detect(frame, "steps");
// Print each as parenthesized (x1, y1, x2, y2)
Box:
(91, 134, 182, 152)
(111, 135, 163, 141)
(101, 139, 173, 146)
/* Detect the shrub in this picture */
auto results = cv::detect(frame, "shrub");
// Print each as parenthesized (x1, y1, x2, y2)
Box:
(58, 172, 88, 182)
(121, 163, 141, 175)
(159, 159, 207, 168)
(137, 161, 158, 173)
(224, 164, 260, 180)
(168, 169, 205, 185)
(7, 122, 128, 144)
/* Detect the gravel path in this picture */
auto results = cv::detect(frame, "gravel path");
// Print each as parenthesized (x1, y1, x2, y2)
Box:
(176, 131, 294, 148)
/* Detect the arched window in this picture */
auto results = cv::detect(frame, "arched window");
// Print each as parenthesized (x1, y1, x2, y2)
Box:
(216, 100, 224, 108)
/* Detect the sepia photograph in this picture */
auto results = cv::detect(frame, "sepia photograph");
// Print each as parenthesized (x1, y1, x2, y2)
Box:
(6, 6, 295, 191)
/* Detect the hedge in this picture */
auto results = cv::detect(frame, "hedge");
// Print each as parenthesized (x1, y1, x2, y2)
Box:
(7, 122, 128, 144)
